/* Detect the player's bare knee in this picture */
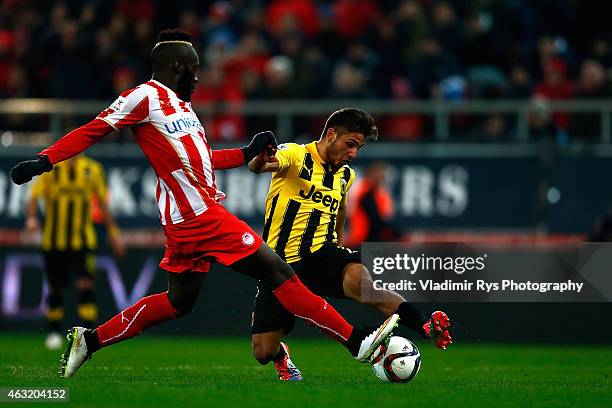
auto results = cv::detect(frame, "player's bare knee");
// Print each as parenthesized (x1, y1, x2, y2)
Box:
(252, 338, 277, 365)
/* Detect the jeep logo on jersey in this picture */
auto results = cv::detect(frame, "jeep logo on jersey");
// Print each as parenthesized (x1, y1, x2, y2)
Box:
(298, 185, 340, 212)
(163, 116, 204, 134)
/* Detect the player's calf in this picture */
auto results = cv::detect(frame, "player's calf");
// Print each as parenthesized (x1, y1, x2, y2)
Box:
(343, 264, 404, 317)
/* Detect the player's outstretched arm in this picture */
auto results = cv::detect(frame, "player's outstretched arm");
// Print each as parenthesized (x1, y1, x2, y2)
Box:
(39, 119, 115, 164)
(10, 119, 114, 185)
(13, 84, 153, 185)
(210, 148, 246, 170)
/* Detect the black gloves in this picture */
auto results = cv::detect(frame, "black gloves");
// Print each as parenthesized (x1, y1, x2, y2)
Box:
(10, 155, 53, 185)
(241, 131, 277, 163)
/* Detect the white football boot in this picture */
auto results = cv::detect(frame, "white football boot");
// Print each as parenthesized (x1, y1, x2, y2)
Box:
(59, 327, 91, 378)
(355, 314, 400, 363)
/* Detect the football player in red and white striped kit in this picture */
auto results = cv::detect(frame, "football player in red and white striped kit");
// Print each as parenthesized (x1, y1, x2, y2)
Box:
(11, 30, 400, 378)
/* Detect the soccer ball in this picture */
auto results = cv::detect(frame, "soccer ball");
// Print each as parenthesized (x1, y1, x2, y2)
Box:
(371, 336, 421, 383)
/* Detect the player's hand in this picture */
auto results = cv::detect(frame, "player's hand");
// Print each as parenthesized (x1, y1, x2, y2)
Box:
(262, 144, 278, 163)
(241, 131, 277, 163)
(248, 147, 278, 173)
(10, 155, 53, 185)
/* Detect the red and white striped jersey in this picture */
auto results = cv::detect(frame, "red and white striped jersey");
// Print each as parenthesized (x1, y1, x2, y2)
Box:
(97, 80, 225, 225)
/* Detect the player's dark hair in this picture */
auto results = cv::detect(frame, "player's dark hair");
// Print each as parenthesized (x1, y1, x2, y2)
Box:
(156, 29, 192, 43)
(323, 108, 378, 141)
(151, 29, 194, 72)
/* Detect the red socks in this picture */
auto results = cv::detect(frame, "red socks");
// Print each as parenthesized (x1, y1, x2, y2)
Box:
(94, 278, 353, 349)
(273, 275, 353, 342)
(95, 292, 179, 347)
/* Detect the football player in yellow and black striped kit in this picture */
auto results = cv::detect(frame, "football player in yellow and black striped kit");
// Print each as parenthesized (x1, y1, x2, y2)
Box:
(25, 155, 124, 350)
(248, 108, 452, 381)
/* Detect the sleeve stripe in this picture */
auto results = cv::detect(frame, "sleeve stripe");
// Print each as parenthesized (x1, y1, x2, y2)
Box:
(98, 116, 118, 131)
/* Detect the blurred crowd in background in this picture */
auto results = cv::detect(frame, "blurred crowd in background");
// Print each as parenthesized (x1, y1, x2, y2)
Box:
(0, 0, 610, 142)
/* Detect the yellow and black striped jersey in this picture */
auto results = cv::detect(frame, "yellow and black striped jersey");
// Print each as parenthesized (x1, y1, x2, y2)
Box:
(30, 156, 107, 251)
(262, 142, 356, 263)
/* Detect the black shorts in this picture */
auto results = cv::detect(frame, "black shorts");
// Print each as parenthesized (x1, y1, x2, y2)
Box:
(251, 243, 361, 335)
(43, 250, 96, 288)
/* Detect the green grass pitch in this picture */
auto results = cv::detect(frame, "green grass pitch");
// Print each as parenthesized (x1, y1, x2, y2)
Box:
(1, 334, 610, 407)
